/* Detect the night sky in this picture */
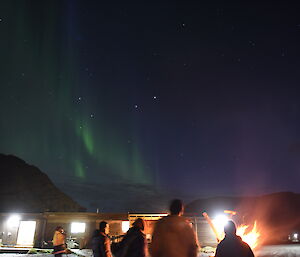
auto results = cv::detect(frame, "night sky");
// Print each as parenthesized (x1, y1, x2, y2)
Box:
(1, 1, 300, 210)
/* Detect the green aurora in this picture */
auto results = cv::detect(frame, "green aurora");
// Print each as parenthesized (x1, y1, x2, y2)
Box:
(0, 1, 153, 186)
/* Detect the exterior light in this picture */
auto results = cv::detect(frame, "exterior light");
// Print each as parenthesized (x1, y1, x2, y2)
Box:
(122, 221, 130, 233)
(294, 233, 298, 239)
(212, 214, 229, 236)
(213, 214, 229, 228)
(7, 215, 21, 227)
(71, 222, 86, 233)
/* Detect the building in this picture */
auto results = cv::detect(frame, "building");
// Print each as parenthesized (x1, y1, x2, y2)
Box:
(0, 213, 44, 248)
(0, 212, 128, 248)
(0, 212, 216, 249)
(128, 213, 168, 241)
(187, 214, 218, 247)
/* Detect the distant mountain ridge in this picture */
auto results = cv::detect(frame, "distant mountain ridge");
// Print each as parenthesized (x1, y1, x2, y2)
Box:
(55, 179, 174, 213)
(0, 153, 85, 212)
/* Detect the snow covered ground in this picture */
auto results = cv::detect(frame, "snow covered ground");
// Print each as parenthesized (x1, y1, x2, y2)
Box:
(0, 245, 299, 257)
(254, 244, 300, 257)
(199, 244, 300, 257)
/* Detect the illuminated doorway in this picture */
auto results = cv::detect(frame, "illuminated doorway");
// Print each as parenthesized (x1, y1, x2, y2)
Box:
(16, 221, 36, 247)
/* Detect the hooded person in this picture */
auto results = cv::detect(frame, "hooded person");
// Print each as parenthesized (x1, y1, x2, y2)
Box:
(150, 199, 199, 257)
(114, 218, 147, 257)
(215, 220, 255, 257)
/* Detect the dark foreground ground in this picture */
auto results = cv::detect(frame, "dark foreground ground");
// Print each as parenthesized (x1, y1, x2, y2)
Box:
(0, 245, 299, 257)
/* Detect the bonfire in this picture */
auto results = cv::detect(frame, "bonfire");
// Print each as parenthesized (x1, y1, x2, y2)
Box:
(203, 211, 260, 250)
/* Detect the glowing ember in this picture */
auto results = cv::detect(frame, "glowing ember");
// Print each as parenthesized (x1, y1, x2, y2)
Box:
(237, 221, 260, 249)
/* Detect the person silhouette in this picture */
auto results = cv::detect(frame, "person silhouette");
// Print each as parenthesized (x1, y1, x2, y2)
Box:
(215, 220, 255, 257)
(151, 199, 199, 257)
(91, 221, 112, 257)
(114, 218, 147, 257)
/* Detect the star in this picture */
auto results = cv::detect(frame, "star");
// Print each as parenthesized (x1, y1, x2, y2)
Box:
(134, 105, 138, 109)
(78, 97, 82, 101)
(249, 40, 256, 46)
(153, 96, 157, 100)
(90, 114, 94, 118)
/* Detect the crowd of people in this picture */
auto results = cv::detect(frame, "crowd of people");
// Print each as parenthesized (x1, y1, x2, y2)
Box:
(53, 199, 255, 257)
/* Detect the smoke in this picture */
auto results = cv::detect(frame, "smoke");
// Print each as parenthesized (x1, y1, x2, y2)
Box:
(236, 192, 300, 244)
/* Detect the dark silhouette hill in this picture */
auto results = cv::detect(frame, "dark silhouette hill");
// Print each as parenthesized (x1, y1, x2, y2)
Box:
(0, 153, 85, 212)
(186, 192, 300, 243)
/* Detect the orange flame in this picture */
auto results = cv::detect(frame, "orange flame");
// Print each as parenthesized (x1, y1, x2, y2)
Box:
(205, 212, 260, 250)
(236, 221, 260, 249)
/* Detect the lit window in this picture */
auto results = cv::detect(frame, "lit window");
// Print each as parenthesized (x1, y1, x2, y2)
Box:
(17, 221, 36, 246)
(122, 221, 130, 233)
(71, 222, 86, 233)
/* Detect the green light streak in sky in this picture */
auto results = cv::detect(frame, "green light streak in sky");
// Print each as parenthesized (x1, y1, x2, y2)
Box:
(74, 118, 152, 185)
(74, 160, 85, 179)
(82, 128, 94, 155)
(76, 120, 94, 155)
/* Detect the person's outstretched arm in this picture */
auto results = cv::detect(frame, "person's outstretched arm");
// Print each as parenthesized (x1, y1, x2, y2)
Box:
(103, 236, 112, 257)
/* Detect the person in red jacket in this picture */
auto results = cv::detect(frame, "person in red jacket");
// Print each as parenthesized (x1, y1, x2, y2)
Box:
(215, 220, 255, 257)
